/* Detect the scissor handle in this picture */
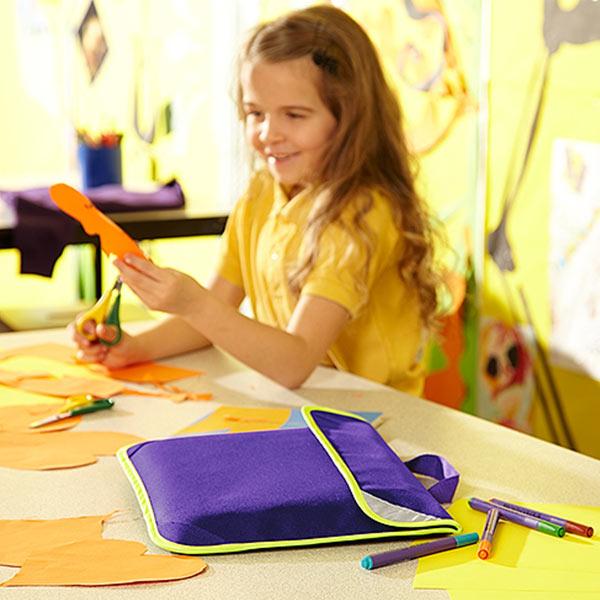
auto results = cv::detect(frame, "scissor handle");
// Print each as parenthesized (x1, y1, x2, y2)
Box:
(76, 278, 122, 343)
(101, 290, 122, 346)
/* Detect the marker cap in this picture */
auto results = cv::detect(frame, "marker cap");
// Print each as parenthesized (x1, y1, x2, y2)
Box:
(538, 521, 565, 537)
(455, 532, 479, 546)
(361, 556, 373, 570)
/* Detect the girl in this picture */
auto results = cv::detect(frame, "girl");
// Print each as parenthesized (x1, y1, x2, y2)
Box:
(73, 5, 441, 396)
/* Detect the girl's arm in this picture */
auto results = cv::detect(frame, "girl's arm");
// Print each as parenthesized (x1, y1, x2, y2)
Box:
(115, 254, 349, 388)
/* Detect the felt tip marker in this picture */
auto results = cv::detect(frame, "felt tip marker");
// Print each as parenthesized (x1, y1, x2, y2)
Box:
(360, 532, 479, 570)
(478, 507, 499, 560)
(490, 499, 594, 538)
(469, 498, 565, 537)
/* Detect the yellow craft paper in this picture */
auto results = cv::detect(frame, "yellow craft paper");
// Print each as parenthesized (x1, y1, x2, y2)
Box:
(0, 431, 143, 470)
(178, 405, 292, 434)
(450, 592, 600, 600)
(0, 515, 110, 566)
(414, 499, 600, 591)
(0, 384, 62, 407)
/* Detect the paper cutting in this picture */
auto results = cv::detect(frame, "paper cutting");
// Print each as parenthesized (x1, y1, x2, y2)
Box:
(0, 431, 143, 470)
(0, 515, 206, 587)
(49, 183, 144, 260)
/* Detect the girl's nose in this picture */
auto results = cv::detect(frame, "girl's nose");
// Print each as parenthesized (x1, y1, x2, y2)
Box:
(258, 117, 283, 144)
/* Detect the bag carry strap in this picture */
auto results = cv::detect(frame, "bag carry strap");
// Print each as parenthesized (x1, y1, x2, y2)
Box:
(404, 454, 459, 505)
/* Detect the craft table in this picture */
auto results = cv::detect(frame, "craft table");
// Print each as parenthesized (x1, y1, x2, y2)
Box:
(1, 325, 599, 599)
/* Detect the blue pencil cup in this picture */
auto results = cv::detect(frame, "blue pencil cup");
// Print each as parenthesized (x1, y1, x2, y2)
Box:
(78, 141, 122, 189)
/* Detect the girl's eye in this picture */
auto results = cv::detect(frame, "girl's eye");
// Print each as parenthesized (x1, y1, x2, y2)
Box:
(246, 111, 263, 119)
(287, 112, 305, 119)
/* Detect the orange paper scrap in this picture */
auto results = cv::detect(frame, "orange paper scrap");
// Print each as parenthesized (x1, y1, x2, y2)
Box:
(0, 369, 49, 385)
(0, 430, 143, 470)
(0, 515, 206, 587)
(2, 539, 206, 587)
(17, 376, 124, 399)
(0, 515, 110, 567)
(49, 184, 145, 260)
(107, 362, 202, 383)
(0, 405, 81, 433)
(0, 343, 77, 363)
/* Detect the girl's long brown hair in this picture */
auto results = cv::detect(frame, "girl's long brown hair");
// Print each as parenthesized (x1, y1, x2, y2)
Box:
(236, 5, 442, 329)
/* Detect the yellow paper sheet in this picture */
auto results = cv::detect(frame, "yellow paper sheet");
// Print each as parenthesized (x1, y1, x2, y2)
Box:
(0, 384, 63, 407)
(450, 592, 600, 600)
(414, 499, 600, 592)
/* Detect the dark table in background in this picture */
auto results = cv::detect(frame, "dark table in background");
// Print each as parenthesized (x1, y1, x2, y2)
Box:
(0, 208, 228, 299)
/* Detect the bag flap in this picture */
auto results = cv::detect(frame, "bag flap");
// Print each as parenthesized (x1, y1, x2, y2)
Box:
(303, 406, 460, 529)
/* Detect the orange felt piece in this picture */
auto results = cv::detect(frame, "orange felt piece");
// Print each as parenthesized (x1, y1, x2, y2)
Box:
(17, 376, 124, 398)
(0, 405, 81, 433)
(49, 183, 144, 260)
(122, 387, 213, 403)
(0, 431, 143, 470)
(2, 539, 206, 587)
(0, 515, 110, 567)
(0, 343, 76, 363)
(107, 362, 202, 383)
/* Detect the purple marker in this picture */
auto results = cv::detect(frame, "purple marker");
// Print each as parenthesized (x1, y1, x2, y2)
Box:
(360, 533, 479, 570)
(469, 498, 565, 537)
(490, 498, 594, 538)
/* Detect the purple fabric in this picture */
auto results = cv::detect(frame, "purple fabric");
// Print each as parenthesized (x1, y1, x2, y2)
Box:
(310, 411, 455, 519)
(404, 454, 460, 505)
(123, 409, 458, 550)
(0, 180, 184, 276)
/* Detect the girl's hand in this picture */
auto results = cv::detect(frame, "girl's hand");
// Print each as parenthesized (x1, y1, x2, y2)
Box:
(114, 254, 205, 317)
(68, 319, 143, 370)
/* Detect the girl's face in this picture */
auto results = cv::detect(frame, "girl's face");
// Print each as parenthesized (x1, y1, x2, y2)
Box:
(241, 57, 337, 197)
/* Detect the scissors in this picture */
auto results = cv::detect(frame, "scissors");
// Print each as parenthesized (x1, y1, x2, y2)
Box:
(76, 277, 123, 346)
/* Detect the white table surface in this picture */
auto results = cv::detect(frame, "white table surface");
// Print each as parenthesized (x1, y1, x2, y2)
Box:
(1, 326, 599, 599)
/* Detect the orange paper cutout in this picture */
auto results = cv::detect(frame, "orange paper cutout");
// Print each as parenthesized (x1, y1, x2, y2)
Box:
(17, 376, 124, 399)
(0, 515, 110, 567)
(49, 184, 144, 260)
(107, 362, 202, 383)
(2, 539, 206, 587)
(0, 343, 77, 363)
(179, 405, 291, 434)
(0, 430, 143, 470)
(0, 405, 81, 433)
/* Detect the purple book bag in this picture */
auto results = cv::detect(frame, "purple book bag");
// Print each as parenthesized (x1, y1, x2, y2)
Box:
(117, 406, 461, 554)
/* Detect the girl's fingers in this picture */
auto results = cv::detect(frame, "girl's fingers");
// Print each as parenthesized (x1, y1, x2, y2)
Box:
(96, 323, 118, 343)
(119, 254, 163, 282)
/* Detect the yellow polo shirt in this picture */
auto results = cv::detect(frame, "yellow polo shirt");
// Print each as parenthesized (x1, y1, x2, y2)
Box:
(216, 171, 425, 396)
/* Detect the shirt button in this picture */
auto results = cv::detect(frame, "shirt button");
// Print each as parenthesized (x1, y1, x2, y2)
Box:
(271, 251, 279, 261)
